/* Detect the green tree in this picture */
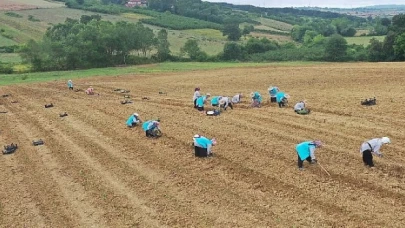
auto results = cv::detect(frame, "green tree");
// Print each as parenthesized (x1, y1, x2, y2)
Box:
(181, 39, 201, 60)
(222, 23, 241, 41)
(222, 42, 243, 60)
(367, 38, 384, 62)
(156, 29, 171, 61)
(324, 34, 347, 61)
(394, 32, 405, 61)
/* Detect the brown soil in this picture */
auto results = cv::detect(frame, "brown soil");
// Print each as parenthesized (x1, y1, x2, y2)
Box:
(1, 62, 405, 227)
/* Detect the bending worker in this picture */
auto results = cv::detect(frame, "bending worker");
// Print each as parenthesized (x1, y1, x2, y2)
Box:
(126, 113, 142, 128)
(360, 137, 390, 168)
(296, 140, 322, 170)
(193, 134, 217, 157)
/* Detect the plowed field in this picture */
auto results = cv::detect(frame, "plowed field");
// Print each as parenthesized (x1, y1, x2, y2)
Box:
(1, 62, 405, 227)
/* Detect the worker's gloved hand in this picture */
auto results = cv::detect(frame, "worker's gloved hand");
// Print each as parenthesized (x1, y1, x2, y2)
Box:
(311, 159, 317, 164)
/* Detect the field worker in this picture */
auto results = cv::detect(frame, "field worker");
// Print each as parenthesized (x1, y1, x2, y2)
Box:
(196, 93, 211, 111)
(231, 93, 243, 104)
(142, 119, 161, 138)
(268, 86, 279, 103)
(250, 91, 262, 108)
(126, 113, 142, 128)
(360, 137, 391, 168)
(219, 96, 233, 110)
(294, 100, 310, 115)
(276, 91, 290, 108)
(296, 140, 322, 170)
(193, 134, 217, 157)
(210, 96, 222, 107)
(193, 87, 201, 109)
(85, 86, 94, 95)
(67, 80, 74, 90)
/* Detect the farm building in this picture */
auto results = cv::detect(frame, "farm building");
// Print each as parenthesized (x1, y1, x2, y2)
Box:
(125, 0, 147, 8)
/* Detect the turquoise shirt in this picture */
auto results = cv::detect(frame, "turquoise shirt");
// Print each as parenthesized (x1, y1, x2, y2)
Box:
(252, 92, 262, 103)
(142, 121, 151, 131)
(296, 141, 316, 161)
(67, 81, 73, 88)
(276, 92, 286, 103)
(126, 115, 138, 127)
(194, 136, 212, 149)
(197, 96, 206, 107)
(211, 96, 220, 105)
(269, 87, 279, 97)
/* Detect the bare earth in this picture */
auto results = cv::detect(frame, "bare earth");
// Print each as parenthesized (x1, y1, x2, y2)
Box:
(1, 62, 405, 227)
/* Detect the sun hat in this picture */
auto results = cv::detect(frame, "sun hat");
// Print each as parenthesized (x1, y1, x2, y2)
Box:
(250, 92, 255, 98)
(133, 113, 139, 116)
(211, 138, 217, 145)
(381, 137, 391, 144)
(193, 134, 201, 138)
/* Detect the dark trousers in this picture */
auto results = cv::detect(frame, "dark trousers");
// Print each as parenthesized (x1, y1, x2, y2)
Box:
(194, 99, 197, 108)
(362, 150, 374, 167)
(69, 87, 73, 90)
(270, 97, 276, 103)
(278, 101, 285, 108)
(195, 146, 208, 157)
(197, 106, 204, 111)
(298, 155, 312, 168)
(146, 129, 156, 137)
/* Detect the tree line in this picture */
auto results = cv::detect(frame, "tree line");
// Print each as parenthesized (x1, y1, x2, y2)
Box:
(19, 15, 170, 71)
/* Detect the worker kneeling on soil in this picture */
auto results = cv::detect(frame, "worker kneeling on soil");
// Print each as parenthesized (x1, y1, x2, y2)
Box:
(360, 137, 390, 168)
(268, 86, 279, 103)
(85, 86, 94, 95)
(296, 140, 322, 170)
(196, 93, 211, 112)
(276, 91, 289, 108)
(142, 119, 161, 138)
(250, 92, 262, 108)
(231, 93, 243, 104)
(126, 113, 142, 128)
(67, 80, 74, 90)
(219, 96, 233, 110)
(193, 134, 217, 157)
(294, 100, 310, 115)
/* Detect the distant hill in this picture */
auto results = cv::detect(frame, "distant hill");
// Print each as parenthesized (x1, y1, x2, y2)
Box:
(297, 5, 405, 18)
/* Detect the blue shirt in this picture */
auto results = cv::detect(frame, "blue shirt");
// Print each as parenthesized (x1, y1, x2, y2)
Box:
(269, 87, 279, 97)
(197, 96, 207, 107)
(296, 141, 316, 161)
(276, 92, 286, 103)
(126, 115, 138, 127)
(211, 96, 220, 105)
(194, 136, 212, 149)
(252, 92, 262, 103)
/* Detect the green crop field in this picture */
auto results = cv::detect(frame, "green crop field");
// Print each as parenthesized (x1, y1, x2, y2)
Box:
(255, 17, 293, 32)
(0, 53, 21, 63)
(345, 36, 385, 46)
(167, 29, 227, 56)
(0, 35, 18, 46)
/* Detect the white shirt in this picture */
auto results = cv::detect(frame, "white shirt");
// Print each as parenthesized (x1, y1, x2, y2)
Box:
(294, 102, 305, 111)
(360, 138, 383, 155)
(193, 91, 201, 101)
(231, 94, 241, 103)
(219, 97, 230, 108)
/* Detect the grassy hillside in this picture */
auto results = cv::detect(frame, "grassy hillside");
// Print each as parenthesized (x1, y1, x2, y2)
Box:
(345, 36, 385, 46)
